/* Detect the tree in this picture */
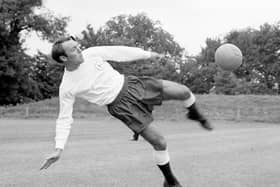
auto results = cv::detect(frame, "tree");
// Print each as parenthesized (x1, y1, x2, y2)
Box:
(0, 0, 68, 105)
(214, 71, 239, 95)
(196, 38, 222, 66)
(30, 53, 64, 99)
(251, 23, 280, 90)
(224, 23, 280, 93)
(180, 61, 218, 94)
(188, 38, 221, 93)
(224, 29, 257, 80)
(196, 22, 280, 95)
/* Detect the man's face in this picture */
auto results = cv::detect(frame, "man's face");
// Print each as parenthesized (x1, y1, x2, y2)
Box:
(61, 40, 84, 65)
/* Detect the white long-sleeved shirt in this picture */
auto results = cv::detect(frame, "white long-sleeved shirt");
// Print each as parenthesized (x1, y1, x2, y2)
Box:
(55, 46, 152, 149)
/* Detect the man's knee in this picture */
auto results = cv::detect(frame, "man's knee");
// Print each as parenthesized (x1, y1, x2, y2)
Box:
(152, 135, 167, 150)
(181, 88, 192, 100)
(162, 80, 192, 100)
(170, 85, 191, 100)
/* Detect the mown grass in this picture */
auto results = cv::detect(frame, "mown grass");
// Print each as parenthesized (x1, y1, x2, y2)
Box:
(1, 94, 280, 123)
(1, 119, 280, 187)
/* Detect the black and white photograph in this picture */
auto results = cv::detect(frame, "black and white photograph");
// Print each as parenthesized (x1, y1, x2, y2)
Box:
(1, 0, 280, 186)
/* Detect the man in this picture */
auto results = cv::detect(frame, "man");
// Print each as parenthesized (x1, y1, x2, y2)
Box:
(40, 36, 213, 187)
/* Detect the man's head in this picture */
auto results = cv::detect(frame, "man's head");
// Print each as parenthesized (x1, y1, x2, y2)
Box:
(51, 36, 84, 67)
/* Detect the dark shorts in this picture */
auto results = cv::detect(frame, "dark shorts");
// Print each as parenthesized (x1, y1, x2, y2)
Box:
(107, 76, 163, 133)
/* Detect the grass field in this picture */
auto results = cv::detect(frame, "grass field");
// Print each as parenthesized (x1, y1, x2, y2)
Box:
(1, 118, 280, 187)
(1, 94, 280, 187)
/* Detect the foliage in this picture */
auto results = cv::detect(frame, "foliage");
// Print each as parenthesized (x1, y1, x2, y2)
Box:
(0, 0, 68, 105)
(214, 71, 239, 95)
(196, 38, 222, 65)
(30, 53, 64, 98)
(3, 6, 280, 105)
(180, 61, 218, 93)
(197, 22, 280, 95)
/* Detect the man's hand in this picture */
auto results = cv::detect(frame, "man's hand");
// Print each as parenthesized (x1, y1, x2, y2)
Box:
(150, 52, 164, 60)
(40, 148, 63, 170)
(131, 131, 139, 141)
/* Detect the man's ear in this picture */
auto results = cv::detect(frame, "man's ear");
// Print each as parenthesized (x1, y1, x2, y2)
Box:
(59, 55, 67, 62)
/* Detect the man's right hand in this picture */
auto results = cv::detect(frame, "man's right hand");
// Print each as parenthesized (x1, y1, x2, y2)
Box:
(40, 148, 63, 170)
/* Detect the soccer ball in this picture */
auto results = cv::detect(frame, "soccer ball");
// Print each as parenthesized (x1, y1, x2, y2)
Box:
(214, 43, 243, 71)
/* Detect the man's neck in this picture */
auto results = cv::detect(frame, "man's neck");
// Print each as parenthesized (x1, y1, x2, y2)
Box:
(65, 63, 80, 72)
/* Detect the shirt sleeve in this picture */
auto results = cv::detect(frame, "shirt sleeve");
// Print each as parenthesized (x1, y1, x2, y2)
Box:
(83, 46, 152, 62)
(55, 90, 75, 149)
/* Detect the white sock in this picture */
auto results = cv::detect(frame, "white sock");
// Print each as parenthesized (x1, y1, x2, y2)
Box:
(153, 149, 170, 165)
(184, 92, 196, 108)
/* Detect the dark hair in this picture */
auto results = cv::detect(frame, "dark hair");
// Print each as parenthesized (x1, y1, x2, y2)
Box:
(51, 36, 76, 63)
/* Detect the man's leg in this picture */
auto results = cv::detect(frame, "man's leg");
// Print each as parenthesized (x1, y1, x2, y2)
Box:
(140, 125, 182, 187)
(162, 80, 213, 130)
